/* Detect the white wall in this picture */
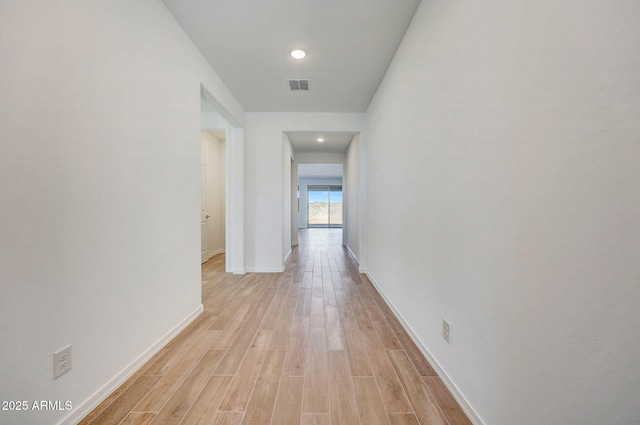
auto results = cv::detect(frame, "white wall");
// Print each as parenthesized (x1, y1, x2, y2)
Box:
(202, 131, 225, 257)
(363, 1, 640, 424)
(344, 134, 362, 262)
(0, 1, 244, 424)
(295, 152, 346, 164)
(244, 113, 364, 272)
(297, 178, 343, 229)
(201, 101, 232, 129)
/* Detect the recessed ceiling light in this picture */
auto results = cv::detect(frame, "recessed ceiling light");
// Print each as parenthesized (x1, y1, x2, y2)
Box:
(290, 49, 306, 59)
(317, 138, 325, 143)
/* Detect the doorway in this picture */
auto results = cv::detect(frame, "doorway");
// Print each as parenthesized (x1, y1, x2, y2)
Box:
(200, 130, 226, 263)
(308, 185, 343, 228)
(201, 86, 245, 274)
(296, 163, 343, 230)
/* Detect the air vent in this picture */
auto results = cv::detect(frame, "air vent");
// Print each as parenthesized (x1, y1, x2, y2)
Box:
(288, 79, 309, 91)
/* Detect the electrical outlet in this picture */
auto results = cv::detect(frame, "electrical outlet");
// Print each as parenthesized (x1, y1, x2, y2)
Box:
(53, 345, 72, 379)
(442, 319, 450, 344)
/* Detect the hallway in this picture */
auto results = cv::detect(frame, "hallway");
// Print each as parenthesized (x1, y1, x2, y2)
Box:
(80, 229, 471, 425)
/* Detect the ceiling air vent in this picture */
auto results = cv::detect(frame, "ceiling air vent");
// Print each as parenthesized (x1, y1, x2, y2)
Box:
(288, 79, 309, 91)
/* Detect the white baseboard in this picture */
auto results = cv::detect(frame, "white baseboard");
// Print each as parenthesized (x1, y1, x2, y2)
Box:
(283, 248, 292, 264)
(245, 266, 285, 273)
(233, 269, 246, 275)
(365, 272, 485, 425)
(208, 249, 225, 258)
(345, 245, 360, 265)
(344, 245, 366, 273)
(59, 305, 204, 425)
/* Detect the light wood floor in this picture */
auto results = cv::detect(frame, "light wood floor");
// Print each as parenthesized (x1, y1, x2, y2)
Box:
(80, 229, 472, 425)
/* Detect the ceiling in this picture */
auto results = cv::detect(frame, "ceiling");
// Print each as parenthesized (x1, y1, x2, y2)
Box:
(286, 131, 355, 153)
(298, 163, 343, 179)
(162, 0, 421, 113)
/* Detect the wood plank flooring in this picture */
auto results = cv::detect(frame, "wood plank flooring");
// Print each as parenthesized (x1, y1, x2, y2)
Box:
(80, 229, 471, 425)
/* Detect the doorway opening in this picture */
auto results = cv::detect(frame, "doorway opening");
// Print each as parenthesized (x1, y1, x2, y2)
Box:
(308, 185, 343, 228)
(201, 85, 245, 274)
(200, 129, 226, 264)
(296, 163, 343, 230)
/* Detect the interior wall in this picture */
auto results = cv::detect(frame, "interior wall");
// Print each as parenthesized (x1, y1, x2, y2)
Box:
(295, 152, 346, 164)
(201, 101, 232, 129)
(363, 1, 640, 424)
(344, 134, 361, 262)
(297, 178, 343, 229)
(244, 112, 364, 272)
(202, 131, 225, 257)
(0, 1, 244, 424)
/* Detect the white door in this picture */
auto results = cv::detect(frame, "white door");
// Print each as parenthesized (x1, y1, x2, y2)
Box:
(201, 140, 208, 263)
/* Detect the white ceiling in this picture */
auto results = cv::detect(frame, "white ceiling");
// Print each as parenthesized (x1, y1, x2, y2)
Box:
(162, 0, 421, 112)
(287, 131, 355, 153)
(298, 163, 343, 179)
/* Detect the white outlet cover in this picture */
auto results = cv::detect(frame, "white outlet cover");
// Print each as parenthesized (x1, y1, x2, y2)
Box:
(53, 345, 72, 379)
(442, 320, 450, 343)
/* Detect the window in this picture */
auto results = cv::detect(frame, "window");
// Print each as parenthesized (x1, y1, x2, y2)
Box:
(308, 185, 342, 228)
